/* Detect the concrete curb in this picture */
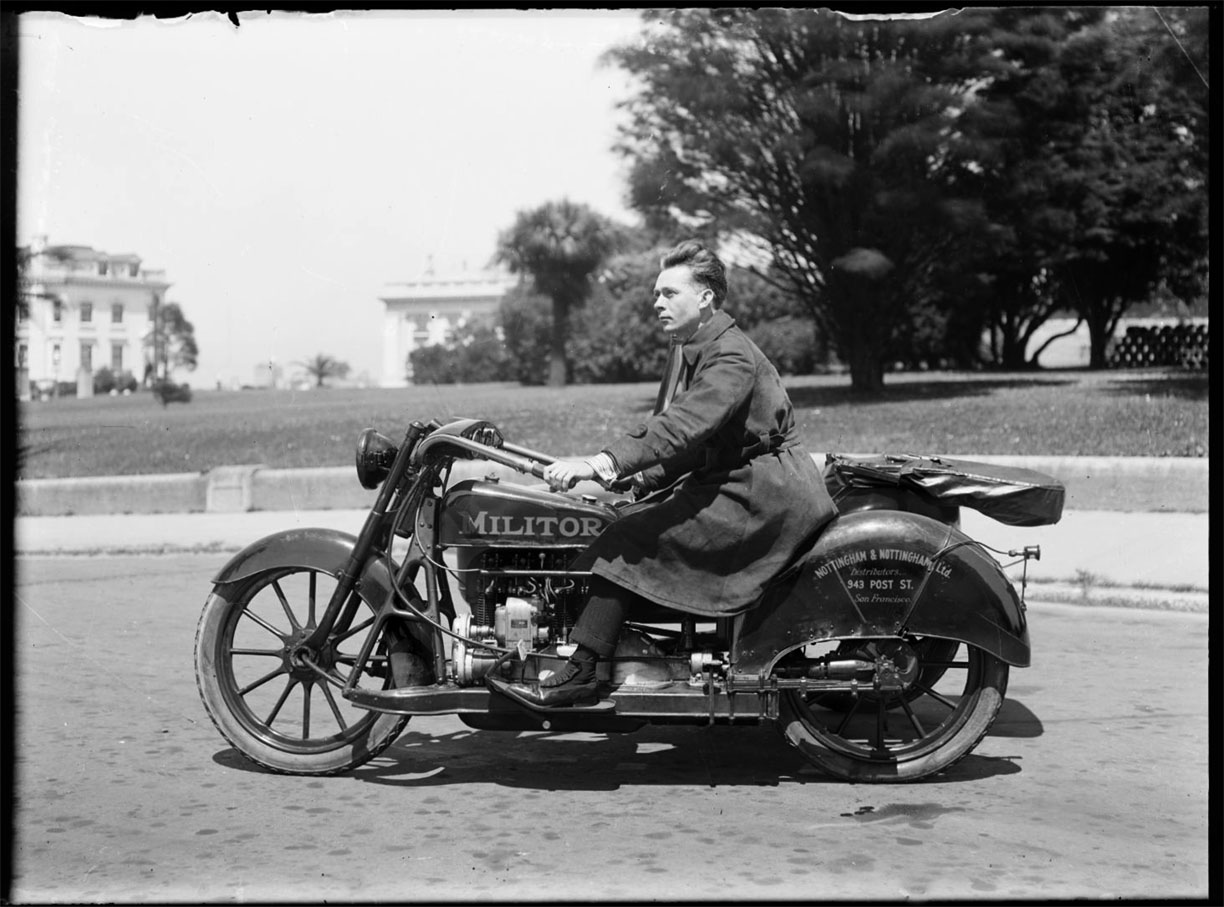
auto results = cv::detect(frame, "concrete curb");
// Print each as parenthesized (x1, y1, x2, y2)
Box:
(15, 455, 1208, 517)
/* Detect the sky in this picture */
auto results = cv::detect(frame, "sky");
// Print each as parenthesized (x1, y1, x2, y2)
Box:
(16, 9, 648, 386)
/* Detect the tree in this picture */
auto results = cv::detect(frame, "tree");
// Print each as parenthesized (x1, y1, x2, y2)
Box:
(1046, 8, 1208, 366)
(567, 247, 671, 384)
(497, 284, 555, 386)
(297, 353, 351, 388)
(946, 8, 1107, 369)
(409, 323, 512, 385)
(959, 7, 1208, 368)
(494, 200, 627, 387)
(607, 9, 996, 392)
(144, 301, 198, 384)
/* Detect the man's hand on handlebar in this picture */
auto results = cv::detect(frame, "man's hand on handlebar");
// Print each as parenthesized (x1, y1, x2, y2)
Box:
(542, 457, 597, 492)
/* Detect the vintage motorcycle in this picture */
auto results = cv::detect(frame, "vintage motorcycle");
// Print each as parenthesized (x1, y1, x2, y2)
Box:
(194, 417, 1064, 783)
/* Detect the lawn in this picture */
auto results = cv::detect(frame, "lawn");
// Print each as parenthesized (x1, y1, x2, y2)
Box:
(16, 368, 1209, 479)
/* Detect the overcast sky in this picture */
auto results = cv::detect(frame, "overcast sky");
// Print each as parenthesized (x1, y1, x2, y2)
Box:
(17, 9, 647, 385)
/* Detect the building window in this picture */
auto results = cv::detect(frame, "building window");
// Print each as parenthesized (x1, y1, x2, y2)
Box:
(129, 263, 139, 277)
(52, 344, 61, 368)
(80, 342, 93, 371)
(53, 299, 63, 323)
(112, 343, 124, 372)
(18, 344, 28, 368)
(98, 261, 108, 276)
(81, 302, 93, 323)
(111, 303, 124, 324)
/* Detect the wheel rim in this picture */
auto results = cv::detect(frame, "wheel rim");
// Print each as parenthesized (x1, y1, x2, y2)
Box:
(811, 635, 961, 711)
(214, 568, 394, 754)
(787, 639, 985, 763)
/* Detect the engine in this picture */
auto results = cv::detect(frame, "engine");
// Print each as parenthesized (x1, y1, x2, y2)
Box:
(437, 477, 617, 685)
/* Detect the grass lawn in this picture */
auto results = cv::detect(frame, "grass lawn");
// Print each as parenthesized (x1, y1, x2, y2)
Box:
(16, 367, 1208, 479)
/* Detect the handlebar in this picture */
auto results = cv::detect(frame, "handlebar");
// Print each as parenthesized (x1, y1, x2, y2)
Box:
(413, 430, 618, 493)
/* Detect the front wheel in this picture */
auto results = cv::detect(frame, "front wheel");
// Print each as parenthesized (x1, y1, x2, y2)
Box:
(777, 639, 1008, 782)
(195, 566, 413, 775)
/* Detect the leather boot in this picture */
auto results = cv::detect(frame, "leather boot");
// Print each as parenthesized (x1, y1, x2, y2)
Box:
(488, 648, 599, 709)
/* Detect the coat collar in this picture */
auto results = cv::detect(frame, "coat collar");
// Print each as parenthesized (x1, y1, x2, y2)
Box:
(680, 309, 736, 366)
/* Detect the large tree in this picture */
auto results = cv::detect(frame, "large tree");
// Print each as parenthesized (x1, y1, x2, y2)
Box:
(1046, 7, 1208, 365)
(948, 8, 1108, 369)
(607, 8, 995, 392)
(960, 7, 1208, 368)
(494, 200, 626, 387)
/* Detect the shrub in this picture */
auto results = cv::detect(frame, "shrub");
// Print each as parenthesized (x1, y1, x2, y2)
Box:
(497, 287, 553, 385)
(152, 378, 193, 406)
(93, 367, 117, 395)
(409, 323, 513, 385)
(746, 317, 817, 376)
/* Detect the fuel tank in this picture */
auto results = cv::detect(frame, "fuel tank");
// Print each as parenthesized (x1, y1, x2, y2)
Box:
(437, 478, 618, 549)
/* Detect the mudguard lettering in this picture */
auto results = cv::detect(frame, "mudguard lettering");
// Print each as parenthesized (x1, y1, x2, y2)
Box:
(735, 510, 1030, 674)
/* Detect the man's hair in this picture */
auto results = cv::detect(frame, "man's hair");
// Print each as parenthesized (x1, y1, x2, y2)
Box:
(660, 240, 728, 308)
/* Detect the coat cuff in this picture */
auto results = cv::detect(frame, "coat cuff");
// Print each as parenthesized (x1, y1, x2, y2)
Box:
(585, 452, 620, 483)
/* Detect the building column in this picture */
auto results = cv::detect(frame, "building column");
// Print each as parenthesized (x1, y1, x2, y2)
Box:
(382, 306, 408, 388)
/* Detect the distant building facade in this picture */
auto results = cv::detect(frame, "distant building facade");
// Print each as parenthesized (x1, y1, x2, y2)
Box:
(16, 236, 171, 399)
(377, 269, 517, 387)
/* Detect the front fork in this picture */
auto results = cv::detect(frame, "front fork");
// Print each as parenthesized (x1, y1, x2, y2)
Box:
(300, 422, 430, 653)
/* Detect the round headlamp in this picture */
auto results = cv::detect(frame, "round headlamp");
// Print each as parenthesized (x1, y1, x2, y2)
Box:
(355, 428, 399, 489)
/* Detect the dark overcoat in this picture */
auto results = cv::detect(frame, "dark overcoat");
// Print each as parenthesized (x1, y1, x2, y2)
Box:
(583, 310, 837, 617)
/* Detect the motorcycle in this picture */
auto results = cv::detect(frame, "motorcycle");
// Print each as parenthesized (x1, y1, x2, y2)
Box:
(194, 417, 1064, 783)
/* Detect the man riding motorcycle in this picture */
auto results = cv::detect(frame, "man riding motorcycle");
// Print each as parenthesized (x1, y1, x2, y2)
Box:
(491, 240, 838, 708)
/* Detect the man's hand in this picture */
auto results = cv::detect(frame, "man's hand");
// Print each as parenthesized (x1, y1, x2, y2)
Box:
(543, 457, 597, 492)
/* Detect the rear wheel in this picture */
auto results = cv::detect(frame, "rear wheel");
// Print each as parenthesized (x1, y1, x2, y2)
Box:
(195, 566, 414, 775)
(778, 638, 1008, 782)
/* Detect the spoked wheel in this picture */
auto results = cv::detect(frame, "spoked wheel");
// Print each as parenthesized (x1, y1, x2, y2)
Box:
(810, 636, 962, 712)
(195, 566, 418, 775)
(778, 637, 1009, 782)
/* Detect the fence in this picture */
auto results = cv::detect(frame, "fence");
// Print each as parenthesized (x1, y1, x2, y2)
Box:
(1108, 322, 1208, 370)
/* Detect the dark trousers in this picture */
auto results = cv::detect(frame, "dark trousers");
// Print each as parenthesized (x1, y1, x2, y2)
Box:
(568, 576, 640, 657)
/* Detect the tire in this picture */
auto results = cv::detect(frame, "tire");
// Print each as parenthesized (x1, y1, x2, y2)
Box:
(778, 638, 1008, 783)
(195, 566, 412, 775)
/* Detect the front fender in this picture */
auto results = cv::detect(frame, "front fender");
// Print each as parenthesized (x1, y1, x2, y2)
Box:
(735, 510, 1029, 674)
(210, 527, 400, 615)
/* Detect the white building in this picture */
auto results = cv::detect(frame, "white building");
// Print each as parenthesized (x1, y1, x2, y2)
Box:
(377, 269, 517, 387)
(16, 236, 171, 399)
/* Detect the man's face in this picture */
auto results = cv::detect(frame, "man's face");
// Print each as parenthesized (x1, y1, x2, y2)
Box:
(653, 265, 711, 339)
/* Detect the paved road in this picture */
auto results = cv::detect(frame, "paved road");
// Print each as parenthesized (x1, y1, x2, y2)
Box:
(9, 553, 1208, 902)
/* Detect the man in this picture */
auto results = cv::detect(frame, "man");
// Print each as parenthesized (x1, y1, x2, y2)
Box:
(493, 239, 837, 708)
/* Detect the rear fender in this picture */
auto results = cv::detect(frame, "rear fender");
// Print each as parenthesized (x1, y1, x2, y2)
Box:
(734, 510, 1029, 675)
(210, 528, 412, 643)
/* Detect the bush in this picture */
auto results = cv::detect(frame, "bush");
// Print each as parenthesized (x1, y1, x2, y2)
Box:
(152, 378, 193, 406)
(746, 317, 817, 376)
(92, 367, 139, 395)
(409, 323, 513, 385)
(497, 287, 553, 385)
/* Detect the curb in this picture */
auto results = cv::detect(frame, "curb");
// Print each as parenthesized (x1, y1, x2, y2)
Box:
(15, 455, 1208, 517)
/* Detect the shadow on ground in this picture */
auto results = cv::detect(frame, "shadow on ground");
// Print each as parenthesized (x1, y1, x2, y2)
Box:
(786, 377, 1075, 409)
(1097, 374, 1208, 400)
(211, 702, 1036, 789)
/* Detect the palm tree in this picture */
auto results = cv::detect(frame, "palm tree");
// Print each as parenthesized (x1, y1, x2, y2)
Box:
(297, 353, 350, 388)
(495, 199, 625, 387)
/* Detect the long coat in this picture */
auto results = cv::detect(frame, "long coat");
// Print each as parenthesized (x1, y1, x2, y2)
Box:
(582, 310, 837, 617)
